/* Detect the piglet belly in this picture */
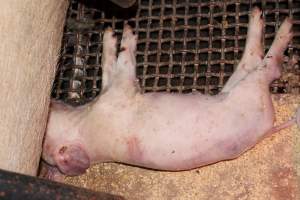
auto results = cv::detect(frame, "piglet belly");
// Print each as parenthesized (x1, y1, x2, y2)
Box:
(121, 115, 229, 171)
(122, 110, 260, 170)
(125, 126, 259, 171)
(123, 130, 221, 170)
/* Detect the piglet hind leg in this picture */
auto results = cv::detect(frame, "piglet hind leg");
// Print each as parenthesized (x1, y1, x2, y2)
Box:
(263, 18, 293, 83)
(216, 11, 294, 159)
(252, 18, 295, 137)
(222, 7, 264, 92)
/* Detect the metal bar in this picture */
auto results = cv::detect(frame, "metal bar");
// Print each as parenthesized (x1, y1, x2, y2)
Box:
(0, 169, 124, 200)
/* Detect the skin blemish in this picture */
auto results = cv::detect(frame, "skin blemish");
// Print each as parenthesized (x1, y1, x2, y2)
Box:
(171, 150, 175, 154)
(120, 47, 126, 52)
(258, 63, 267, 70)
(260, 55, 264, 59)
(217, 139, 241, 158)
(226, 143, 240, 157)
(59, 146, 67, 154)
(126, 136, 143, 162)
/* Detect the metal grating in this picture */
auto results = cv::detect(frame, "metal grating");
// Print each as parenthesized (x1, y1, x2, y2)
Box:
(53, 0, 300, 105)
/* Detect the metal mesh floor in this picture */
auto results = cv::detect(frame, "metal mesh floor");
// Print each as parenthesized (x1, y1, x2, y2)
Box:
(53, 0, 300, 105)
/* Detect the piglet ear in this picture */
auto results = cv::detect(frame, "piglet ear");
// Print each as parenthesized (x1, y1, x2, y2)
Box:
(55, 144, 90, 176)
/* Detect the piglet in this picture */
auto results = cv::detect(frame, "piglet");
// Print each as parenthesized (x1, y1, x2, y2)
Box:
(42, 8, 299, 178)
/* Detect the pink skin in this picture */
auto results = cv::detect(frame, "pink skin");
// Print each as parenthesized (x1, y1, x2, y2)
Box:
(42, 8, 298, 177)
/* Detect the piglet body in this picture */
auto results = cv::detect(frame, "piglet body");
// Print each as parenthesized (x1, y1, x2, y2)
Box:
(42, 8, 297, 176)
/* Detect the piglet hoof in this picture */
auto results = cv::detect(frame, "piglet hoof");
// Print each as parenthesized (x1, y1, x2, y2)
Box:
(55, 144, 90, 176)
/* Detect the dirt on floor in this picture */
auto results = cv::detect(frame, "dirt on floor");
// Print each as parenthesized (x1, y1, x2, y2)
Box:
(64, 94, 300, 200)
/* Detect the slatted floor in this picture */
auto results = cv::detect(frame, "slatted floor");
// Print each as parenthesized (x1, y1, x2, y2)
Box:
(53, 0, 300, 105)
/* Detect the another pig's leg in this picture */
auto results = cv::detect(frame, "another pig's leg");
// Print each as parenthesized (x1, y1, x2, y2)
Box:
(222, 8, 264, 92)
(263, 18, 293, 83)
(115, 24, 140, 92)
(101, 27, 118, 93)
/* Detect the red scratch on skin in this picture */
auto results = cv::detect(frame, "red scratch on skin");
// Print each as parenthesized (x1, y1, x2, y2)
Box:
(126, 136, 143, 162)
